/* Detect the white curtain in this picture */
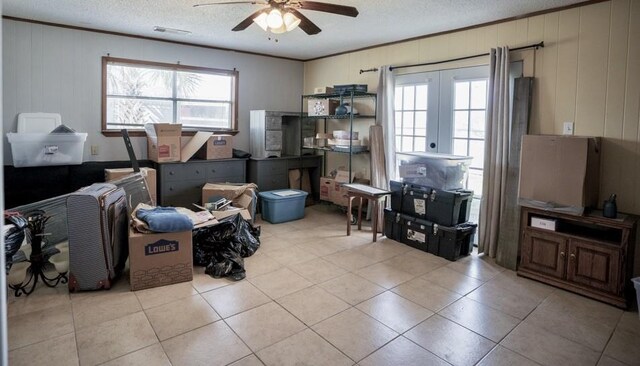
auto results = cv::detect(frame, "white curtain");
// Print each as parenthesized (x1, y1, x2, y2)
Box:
(376, 66, 396, 184)
(479, 47, 510, 257)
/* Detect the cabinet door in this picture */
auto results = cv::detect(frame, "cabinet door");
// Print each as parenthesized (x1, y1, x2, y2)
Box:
(567, 239, 620, 294)
(520, 229, 567, 279)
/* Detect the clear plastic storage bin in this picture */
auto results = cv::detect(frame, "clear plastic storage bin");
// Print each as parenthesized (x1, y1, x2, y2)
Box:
(397, 152, 472, 190)
(7, 132, 88, 167)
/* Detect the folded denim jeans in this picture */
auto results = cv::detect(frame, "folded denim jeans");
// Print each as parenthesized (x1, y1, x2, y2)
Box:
(135, 206, 193, 233)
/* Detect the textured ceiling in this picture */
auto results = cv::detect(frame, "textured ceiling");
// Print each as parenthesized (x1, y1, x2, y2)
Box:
(3, 0, 587, 60)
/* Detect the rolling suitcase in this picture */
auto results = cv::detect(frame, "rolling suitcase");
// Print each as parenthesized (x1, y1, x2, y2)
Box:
(67, 183, 129, 291)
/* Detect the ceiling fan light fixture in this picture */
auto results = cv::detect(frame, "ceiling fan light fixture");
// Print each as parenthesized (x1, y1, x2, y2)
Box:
(266, 9, 284, 29)
(283, 12, 301, 31)
(252, 12, 269, 31)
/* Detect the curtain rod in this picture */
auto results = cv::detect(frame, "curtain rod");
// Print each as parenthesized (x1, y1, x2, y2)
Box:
(389, 41, 544, 71)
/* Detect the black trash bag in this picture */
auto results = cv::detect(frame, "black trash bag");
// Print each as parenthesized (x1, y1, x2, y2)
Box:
(193, 213, 260, 281)
(4, 213, 28, 271)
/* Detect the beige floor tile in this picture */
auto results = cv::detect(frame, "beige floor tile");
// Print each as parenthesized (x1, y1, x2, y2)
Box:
(324, 250, 380, 271)
(244, 252, 282, 279)
(597, 356, 628, 366)
(102, 343, 171, 366)
(288, 257, 348, 284)
(488, 270, 555, 302)
(259, 236, 298, 253)
(295, 239, 346, 257)
(68, 278, 130, 302)
(542, 291, 623, 328)
(248, 268, 313, 299)
(162, 321, 251, 366)
(391, 277, 461, 312)
(466, 282, 541, 319)
(145, 294, 220, 340)
(72, 291, 141, 330)
(356, 291, 434, 333)
(446, 255, 504, 282)
(476, 345, 540, 366)
(421, 266, 485, 295)
(615, 311, 640, 335)
(359, 336, 450, 366)
(267, 246, 318, 265)
(8, 332, 78, 366)
(134, 282, 197, 310)
(191, 266, 236, 292)
(277, 286, 350, 326)
(8, 303, 74, 350)
(76, 311, 157, 366)
(312, 308, 398, 362)
(439, 297, 520, 342)
(331, 235, 376, 251)
(354, 240, 413, 262)
(226, 302, 307, 351)
(603, 325, 640, 365)
(500, 322, 601, 366)
(257, 329, 353, 366)
(230, 354, 265, 366)
(7, 285, 70, 318)
(382, 251, 447, 276)
(356, 263, 415, 289)
(320, 273, 386, 305)
(201, 281, 271, 318)
(405, 315, 495, 366)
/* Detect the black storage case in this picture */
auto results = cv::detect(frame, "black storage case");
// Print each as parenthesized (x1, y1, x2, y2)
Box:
(383, 208, 402, 241)
(428, 222, 477, 260)
(401, 216, 433, 253)
(390, 180, 473, 226)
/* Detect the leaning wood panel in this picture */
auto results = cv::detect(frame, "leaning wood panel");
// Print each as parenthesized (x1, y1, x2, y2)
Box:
(554, 8, 580, 130)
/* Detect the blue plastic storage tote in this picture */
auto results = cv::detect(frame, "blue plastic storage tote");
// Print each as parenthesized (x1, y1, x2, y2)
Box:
(258, 189, 308, 224)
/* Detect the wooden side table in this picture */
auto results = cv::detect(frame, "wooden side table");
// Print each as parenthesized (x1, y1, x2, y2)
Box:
(344, 184, 392, 243)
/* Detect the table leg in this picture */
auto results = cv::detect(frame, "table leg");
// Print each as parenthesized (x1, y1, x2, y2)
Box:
(347, 195, 353, 236)
(358, 197, 363, 231)
(381, 196, 386, 237)
(372, 198, 378, 242)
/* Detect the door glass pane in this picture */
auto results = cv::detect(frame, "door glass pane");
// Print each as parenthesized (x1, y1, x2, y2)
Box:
(403, 86, 415, 110)
(469, 140, 485, 169)
(415, 85, 428, 110)
(394, 87, 403, 110)
(468, 170, 483, 197)
(402, 112, 414, 135)
(414, 137, 426, 152)
(395, 111, 403, 135)
(470, 111, 485, 138)
(402, 136, 414, 152)
(396, 136, 402, 151)
(453, 138, 468, 156)
(470, 80, 487, 109)
(415, 111, 427, 129)
(455, 81, 470, 109)
(454, 111, 469, 138)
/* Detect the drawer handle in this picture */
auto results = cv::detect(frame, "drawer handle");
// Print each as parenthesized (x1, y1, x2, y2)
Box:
(169, 171, 174, 175)
(196, 170, 200, 174)
(169, 187, 174, 191)
(211, 169, 216, 173)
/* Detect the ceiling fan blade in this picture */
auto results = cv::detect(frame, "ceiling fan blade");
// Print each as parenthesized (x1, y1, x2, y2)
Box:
(193, 1, 266, 8)
(232, 8, 267, 31)
(288, 8, 321, 35)
(297, 1, 359, 17)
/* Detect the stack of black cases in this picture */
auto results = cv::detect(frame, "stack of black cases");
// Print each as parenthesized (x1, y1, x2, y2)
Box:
(385, 180, 477, 261)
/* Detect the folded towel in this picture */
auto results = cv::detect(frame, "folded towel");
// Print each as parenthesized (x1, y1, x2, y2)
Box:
(135, 206, 193, 233)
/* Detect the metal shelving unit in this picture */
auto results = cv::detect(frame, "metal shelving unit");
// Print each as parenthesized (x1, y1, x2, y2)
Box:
(300, 91, 377, 182)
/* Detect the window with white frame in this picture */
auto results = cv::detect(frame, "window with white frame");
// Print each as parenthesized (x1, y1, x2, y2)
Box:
(394, 84, 429, 152)
(102, 57, 238, 132)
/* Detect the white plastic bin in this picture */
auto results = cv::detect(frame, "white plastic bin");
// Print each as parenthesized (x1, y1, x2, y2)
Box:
(7, 132, 88, 167)
(396, 152, 472, 190)
(633, 277, 640, 316)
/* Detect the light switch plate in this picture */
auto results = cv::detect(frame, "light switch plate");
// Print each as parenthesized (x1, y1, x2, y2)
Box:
(91, 145, 99, 155)
(563, 122, 574, 135)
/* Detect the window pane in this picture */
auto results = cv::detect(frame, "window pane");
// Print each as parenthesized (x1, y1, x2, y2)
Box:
(469, 140, 485, 169)
(177, 72, 232, 101)
(454, 81, 469, 109)
(471, 80, 487, 109)
(415, 111, 427, 129)
(414, 137, 426, 152)
(106, 97, 173, 128)
(468, 169, 483, 197)
(395, 111, 403, 135)
(402, 111, 414, 135)
(470, 111, 486, 138)
(453, 138, 468, 156)
(396, 136, 402, 151)
(403, 86, 415, 110)
(454, 111, 469, 138)
(394, 87, 403, 110)
(402, 136, 413, 152)
(178, 101, 230, 128)
(415, 85, 428, 110)
(107, 65, 172, 98)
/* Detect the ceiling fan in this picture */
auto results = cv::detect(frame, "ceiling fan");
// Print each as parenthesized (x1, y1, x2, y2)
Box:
(193, 0, 359, 35)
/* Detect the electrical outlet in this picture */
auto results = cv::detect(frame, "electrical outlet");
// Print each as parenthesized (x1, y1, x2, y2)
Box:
(563, 122, 574, 135)
(91, 145, 99, 155)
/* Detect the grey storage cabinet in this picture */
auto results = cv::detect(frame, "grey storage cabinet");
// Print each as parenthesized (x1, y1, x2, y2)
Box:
(248, 156, 322, 199)
(156, 159, 247, 207)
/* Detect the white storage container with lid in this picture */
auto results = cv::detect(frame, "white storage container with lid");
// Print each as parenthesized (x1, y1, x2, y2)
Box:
(397, 152, 472, 190)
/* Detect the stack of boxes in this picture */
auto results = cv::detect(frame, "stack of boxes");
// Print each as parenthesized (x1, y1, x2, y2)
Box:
(385, 180, 477, 261)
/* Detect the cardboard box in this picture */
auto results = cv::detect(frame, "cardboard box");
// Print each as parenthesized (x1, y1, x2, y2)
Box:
(202, 183, 257, 220)
(211, 208, 252, 221)
(320, 177, 333, 201)
(308, 99, 339, 116)
(146, 124, 182, 162)
(181, 132, 212, 162)
(531, 217, 557, 231)
(128, 228, 193, 291)
(197, 135, 233, 160)
(519, 135, 601, 213)
(105, 167, 157, 204)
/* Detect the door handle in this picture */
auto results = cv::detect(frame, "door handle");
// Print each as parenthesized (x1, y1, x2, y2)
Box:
(560, 252, 565, 259)
(430, 142, 436, 149)
(570, 253, 576, 261)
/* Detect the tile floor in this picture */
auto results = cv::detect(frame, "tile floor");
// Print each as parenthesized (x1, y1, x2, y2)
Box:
(6, 204, 640, 366)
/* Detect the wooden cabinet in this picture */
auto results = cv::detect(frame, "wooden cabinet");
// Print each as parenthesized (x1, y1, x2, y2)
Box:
(518, 206, 637, 308)
(155, 159, 247, 207)
(247, 155, 322, 200)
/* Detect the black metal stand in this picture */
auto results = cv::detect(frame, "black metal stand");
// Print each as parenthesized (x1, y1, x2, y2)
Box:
(8, 252, 68, 297)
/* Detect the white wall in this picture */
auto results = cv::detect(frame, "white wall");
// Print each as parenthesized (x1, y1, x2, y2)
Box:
(2, 19, 304, 164)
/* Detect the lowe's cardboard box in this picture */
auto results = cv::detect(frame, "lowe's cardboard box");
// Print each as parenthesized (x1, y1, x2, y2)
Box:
(128, 228, 193, 291)
(519, 135, 601, 215)
(146, 123, 182, 162)
(197, 134, 233, 160)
